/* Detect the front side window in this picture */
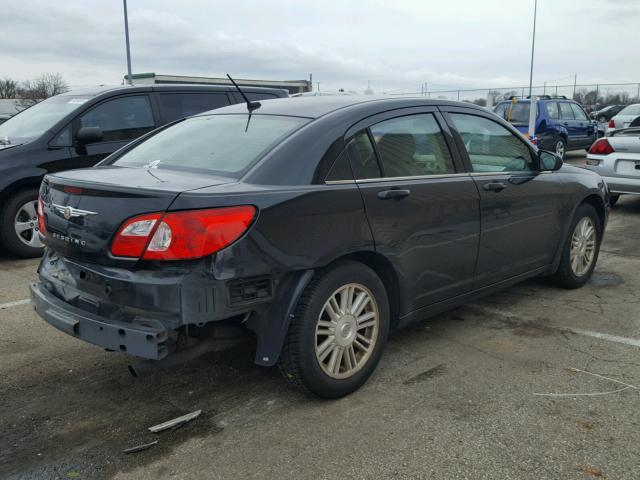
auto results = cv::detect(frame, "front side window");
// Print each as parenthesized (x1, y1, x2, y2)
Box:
(158, 93, 230, 122)
(559, 103, 575, 120)
(113, 114, 308, 177)
(570, 103, 588, 121)
(79, 95, 155, 142)
(449, 113, 534, 173)
(370, 114, 454, 177)
(0, 95, 92, 145)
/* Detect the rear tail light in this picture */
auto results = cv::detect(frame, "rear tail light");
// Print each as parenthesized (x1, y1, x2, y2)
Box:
(111, 206, 256, 260)
(608, 119, 615, 129)
(588, 138, 615, 155)
(37, 196, 47, 236)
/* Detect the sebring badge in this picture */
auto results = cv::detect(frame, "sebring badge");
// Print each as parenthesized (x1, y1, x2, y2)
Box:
(52, 204, 98, 220)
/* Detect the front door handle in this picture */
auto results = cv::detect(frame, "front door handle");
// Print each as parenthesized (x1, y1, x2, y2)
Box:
(482, 182, 506, 192)
(377, 189, 411, 200)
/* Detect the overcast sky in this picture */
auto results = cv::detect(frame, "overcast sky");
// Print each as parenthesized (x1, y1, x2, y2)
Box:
(1, 0, 638, 94)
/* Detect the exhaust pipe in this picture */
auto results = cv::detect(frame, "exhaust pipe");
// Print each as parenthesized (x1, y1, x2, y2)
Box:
(128, 337, 242, 378)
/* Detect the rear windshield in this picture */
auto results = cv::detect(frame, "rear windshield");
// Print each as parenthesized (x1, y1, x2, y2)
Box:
(619, 104, 640, 116)
(494, 102, 538, 125)
(112, 114, 309, 177)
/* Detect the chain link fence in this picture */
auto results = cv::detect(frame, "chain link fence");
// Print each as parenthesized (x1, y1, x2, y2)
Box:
(387, 83, 640, 110)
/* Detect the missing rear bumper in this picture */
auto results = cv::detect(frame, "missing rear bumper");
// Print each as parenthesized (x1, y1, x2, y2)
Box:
(30, 282, 170, 359)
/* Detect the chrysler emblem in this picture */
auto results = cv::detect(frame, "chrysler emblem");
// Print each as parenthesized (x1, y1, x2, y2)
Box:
(52, 204, 98, 220)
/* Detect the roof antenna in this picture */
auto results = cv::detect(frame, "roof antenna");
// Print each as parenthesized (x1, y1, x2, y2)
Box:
(226, 74, 261, 112)
(226, 74, 261, 132)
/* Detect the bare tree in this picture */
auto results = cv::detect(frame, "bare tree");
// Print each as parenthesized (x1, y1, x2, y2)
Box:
(18, 73, 69, 106)
(0, 77, 19, 99)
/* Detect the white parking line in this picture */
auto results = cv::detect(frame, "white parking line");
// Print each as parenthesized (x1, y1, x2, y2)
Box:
(564, 328, 640, 348)
(0, 299, 31, 310)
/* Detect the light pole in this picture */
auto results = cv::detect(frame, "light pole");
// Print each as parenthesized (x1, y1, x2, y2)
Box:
(123, 0, 133, 85)
(528, 0, 537, 98)
(527, 0, 538, 140)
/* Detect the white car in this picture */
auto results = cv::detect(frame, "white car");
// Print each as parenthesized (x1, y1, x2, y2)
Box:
(584, 127, 640, 205)
(608, 103, 640, 131)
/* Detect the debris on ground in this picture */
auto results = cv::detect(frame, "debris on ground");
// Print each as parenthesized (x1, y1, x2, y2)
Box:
(123, 440, 159, 454)
(148, 409, 202, 433)
(534, 367, 639, 397)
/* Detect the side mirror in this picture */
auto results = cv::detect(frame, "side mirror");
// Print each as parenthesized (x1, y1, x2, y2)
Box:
(539, 150, 563, 171)
(75, 126, 103, 146)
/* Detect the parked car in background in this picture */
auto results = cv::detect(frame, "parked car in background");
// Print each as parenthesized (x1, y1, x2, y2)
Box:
(608, 103, 640, 131)
(590, 104, 626, 123)
(31, 96, 608, 398)
(0, 84, 288, 258)
(493, 96, 598, 159)
(0, 114, 11, 125)
(585, 127, 640, 205)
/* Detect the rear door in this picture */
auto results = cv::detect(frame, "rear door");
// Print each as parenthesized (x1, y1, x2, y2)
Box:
(442, 107, 564, 288)
(347, 108, 480, 312)
(70, 94, 157, 167)
(570, 103, 595, 147)
(155, 92, 232, 123)
(559, 102, 579, 147)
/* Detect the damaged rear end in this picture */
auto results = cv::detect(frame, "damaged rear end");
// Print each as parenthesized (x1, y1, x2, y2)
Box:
(31, 166, 255, 361)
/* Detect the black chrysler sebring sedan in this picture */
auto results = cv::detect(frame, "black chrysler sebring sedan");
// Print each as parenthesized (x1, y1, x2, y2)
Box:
(31, 96, 608, 398)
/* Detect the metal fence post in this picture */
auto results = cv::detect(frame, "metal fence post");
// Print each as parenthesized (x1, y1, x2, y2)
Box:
(457, 90, 460, 101)
(637, 83, 640, 101)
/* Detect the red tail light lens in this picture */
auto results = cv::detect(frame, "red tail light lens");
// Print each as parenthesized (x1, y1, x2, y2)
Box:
(111, 206, 256, 260)
(37, 196, 47, 236)
(608, 119, 615, 129)
(588, 138, 614, 155)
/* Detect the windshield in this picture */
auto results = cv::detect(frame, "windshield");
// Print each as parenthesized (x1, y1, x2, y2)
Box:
(619, 104, 640, 116)
(112, 114, 309, 177)
(494, 101, 538, 125)
(0, 95, 92, 145)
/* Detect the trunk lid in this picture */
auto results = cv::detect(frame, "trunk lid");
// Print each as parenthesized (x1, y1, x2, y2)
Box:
(40, 166, 235, 265)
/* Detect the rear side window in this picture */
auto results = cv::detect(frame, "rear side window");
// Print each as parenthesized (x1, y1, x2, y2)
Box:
(347, 131, 381, 179)
(113, 114, 308, 177)
(546, 102, 559, 119)
(570, 103, 588, 121)
(158, 93, 230, 122)
(79, 95, 155, 142)
(449, 113, 534, 173)
(559, 103, 575, 120)
(370, 114, 454, 177)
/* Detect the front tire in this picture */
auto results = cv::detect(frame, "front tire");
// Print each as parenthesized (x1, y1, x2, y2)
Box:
(552, 204, 601, 289)
(279, 261, 390, 398)
(0, 188, 45, 258)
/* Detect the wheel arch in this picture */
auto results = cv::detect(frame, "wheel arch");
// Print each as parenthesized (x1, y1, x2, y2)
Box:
(338, 251, 401, 329)
(0, 177, 43, 207)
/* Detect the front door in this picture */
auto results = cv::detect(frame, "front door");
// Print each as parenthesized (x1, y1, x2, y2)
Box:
(348, 110, 480, 313)
(444, 109, 564, 288)
(70, 95, 156, 167)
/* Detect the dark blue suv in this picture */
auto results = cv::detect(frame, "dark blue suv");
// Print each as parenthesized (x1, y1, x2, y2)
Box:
(493, 96, 598, 158)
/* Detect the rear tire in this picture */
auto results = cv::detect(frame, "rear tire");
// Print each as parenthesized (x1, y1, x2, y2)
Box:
(553, 136, 567, 159)
(278, 261, 390, 398)
(551, 204, 601, 289)
(0, 188, 44, 258)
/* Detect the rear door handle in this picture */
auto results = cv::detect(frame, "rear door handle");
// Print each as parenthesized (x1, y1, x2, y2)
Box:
(377, 189, 411, 200)
(482, 182, 506, 192)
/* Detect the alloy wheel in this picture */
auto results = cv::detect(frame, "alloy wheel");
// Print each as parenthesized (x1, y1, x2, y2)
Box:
(14, 200, 43, 248)
(315, 283, 379, 379)
(555, 140, 565, 158)
(570, 217, 596, 277)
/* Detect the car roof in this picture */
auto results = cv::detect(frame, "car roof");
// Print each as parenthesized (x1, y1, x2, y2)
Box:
(59, 84, 287, 98)
(203, 95, 485, 119)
